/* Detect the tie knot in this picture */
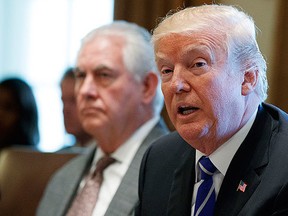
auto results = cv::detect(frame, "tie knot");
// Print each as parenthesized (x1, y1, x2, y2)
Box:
(199, 156, 216, 180)
(95, 155, 116, 174)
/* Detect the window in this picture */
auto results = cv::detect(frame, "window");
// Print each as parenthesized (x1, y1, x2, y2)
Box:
(0, 0, 114, 151)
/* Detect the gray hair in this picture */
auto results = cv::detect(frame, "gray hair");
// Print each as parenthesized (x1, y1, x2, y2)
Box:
(80, 20, 164, 116)
(152, 4, 268, 101)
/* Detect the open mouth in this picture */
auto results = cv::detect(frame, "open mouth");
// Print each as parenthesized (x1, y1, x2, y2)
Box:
(178, 106, 199, 115)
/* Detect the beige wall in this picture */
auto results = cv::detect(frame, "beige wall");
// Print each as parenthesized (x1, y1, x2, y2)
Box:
(220, 0, 280, 103)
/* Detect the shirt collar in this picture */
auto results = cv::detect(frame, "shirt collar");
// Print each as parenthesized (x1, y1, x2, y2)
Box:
(93, 116, 159, 166)
(196, 109, 258, 176)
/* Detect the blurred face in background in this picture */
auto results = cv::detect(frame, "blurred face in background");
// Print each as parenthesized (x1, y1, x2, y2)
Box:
(0, 87, 20, 144)
(61, 77, 85, 137)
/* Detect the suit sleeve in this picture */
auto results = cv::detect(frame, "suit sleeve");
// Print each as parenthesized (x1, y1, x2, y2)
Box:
(135, 144, 152, 216)
(272, 181, 288, 215)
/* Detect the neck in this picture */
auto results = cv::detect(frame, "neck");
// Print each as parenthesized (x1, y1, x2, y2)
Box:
(76, 133, 93, 147)
(96, 115, 152, 154)
(196, 100, 260, 155)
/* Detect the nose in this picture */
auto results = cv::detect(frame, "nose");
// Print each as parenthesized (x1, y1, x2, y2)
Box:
(77, 74, 98, 99)
(170, 68, 190, 93)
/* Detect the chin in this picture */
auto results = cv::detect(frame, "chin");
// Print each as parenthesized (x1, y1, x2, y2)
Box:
(82, 120, 102, 132)
(178, 123, 206, 143)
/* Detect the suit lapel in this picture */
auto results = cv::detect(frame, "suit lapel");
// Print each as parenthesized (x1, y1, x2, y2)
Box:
(60, 147, 97, 215)
(215, 105, 275, 216)
(105, 120, 168, 216)
(166, 139, 195, 216)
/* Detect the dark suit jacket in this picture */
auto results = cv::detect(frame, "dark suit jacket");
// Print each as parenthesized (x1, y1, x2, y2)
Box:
(136, 103, 288, 216)
(37, 120, 168, 216)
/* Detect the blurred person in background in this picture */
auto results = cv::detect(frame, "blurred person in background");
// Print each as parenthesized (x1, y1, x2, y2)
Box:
(60, 67, 93, 150)
(0, 77, 39, 150)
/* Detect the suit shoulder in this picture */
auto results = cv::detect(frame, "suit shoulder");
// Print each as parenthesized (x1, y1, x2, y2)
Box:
(262, 103, 288, 124)
(146, 131, 192, 158)
(262, 103, 288, 136)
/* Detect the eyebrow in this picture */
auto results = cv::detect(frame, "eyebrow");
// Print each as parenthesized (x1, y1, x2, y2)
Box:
(183, 44, 213, 57)
(155, 52, 168, 62)
(92, 65, 112, 73)
(75, 64, 112, 73)
(156, 44, 215, 63)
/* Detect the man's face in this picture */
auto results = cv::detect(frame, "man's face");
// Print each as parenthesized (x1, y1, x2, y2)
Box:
(75, 35, 143, 140)
(61, 77, 84, 136)
(155, 33, 245, 153)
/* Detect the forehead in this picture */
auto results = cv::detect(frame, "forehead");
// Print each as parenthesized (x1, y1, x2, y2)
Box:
(155, 32, 227, 60)
(75, 35, 137, 83)
(77, 35, 125, 62)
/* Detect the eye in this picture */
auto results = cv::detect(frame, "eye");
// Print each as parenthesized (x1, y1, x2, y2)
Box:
(192, 60, 207, 68)
(95, 70, 116, 87)
(98, 72, 111, 77)
(74, 69, 86, 79)
(96, 70, 114, 80)
(160, 67, 173, 74)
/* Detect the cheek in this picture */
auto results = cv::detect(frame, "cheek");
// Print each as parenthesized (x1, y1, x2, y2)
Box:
(202, 88, 225, 120)
(76, 94, 83, 108)
(201, 74, 228, 102)
(161, 84, 172, 102)
(161, 84, 172, 105)
(201, 80, 241, 128)
(101, 90, 132, 121)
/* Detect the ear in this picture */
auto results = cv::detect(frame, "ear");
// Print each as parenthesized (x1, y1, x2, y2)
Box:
(141, 72, 158, 104)
(241, 70, 258, 96)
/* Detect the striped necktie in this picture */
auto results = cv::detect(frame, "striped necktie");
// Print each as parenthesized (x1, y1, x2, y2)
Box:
(194, 156, 217, 216)
(66, 155, 116, 216)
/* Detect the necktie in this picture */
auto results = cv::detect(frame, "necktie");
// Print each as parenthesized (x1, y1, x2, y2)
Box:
(66, 155, 116, 216)
(194, 156, 217, 216)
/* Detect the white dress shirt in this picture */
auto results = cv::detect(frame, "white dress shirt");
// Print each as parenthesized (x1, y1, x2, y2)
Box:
(77, 116, 159, 216)
(191, 110, 257, 215)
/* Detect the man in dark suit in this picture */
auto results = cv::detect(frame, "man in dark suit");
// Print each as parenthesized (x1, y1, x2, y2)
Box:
(37, 21, 168, 216)
(136, 4, 288, 216)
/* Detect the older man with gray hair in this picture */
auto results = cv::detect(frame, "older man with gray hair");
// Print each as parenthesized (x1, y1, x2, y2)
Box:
(37, 21, 168, 216)
(136, 4, 288, 216)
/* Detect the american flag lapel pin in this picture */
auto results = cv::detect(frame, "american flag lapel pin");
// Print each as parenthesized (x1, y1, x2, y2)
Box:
(237, 180, 247, 192)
